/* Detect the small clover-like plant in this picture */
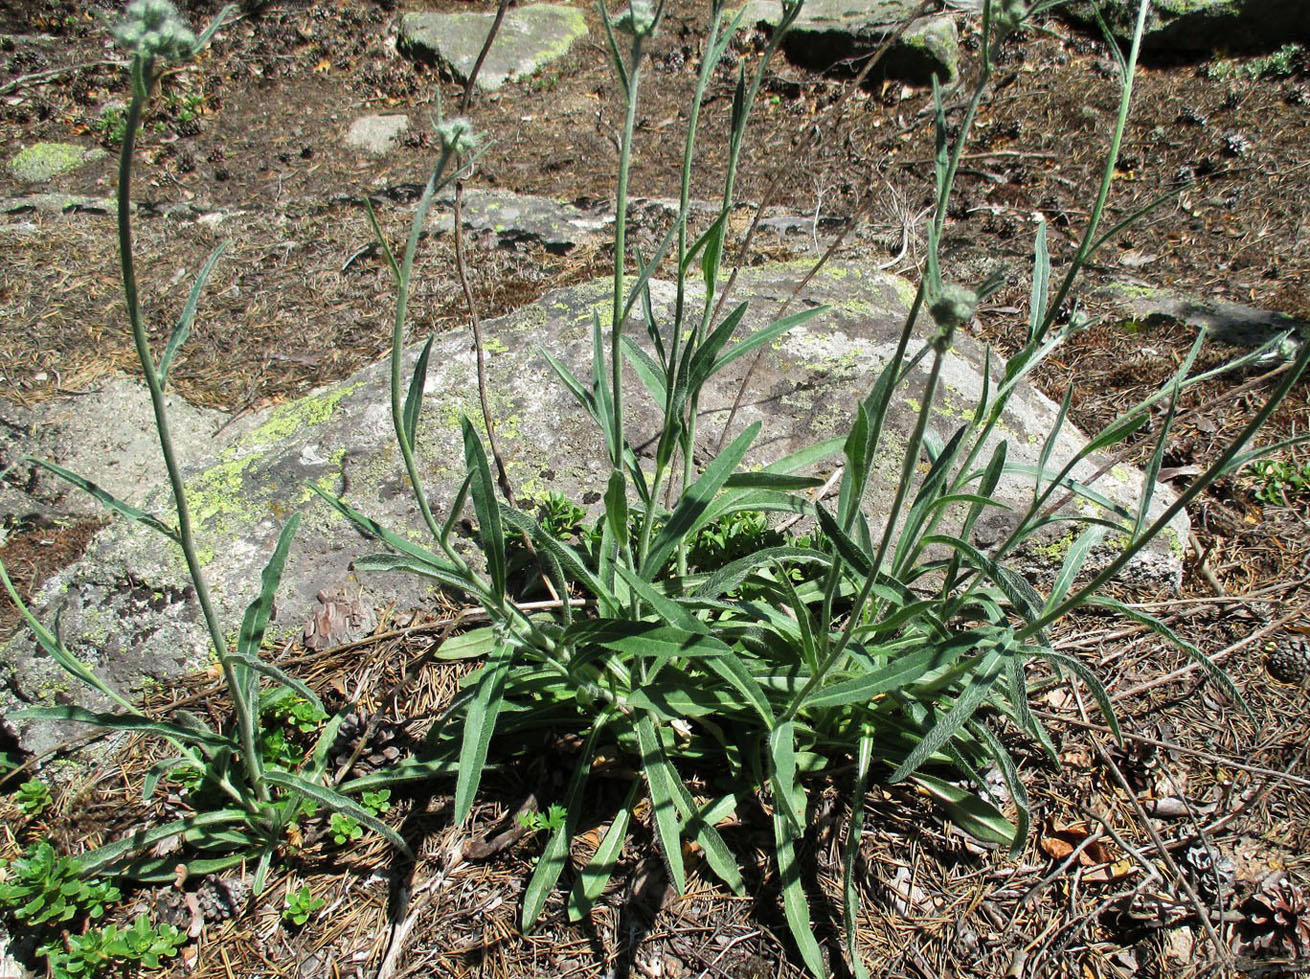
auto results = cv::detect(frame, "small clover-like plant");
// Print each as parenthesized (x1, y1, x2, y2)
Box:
(328, 813, 363, 846)
(282, 885, 325, 926)
(0, 841, 120, 927)
(361, 789, 391, 815)
(15, 778, 53, 816)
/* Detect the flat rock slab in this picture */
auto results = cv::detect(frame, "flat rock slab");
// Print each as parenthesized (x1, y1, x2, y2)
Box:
(1096, 283, 1308, 355)
(445, 188, 610, 252)
(7, 142, 107, 183)
(345, 114, 410, 155)
(1061, 0, 1310, 53)
(0, 262, 1186, 758)
(398, 4, 587, 91)
(0, 377, 252, 530)
(740, 0, 959, 83)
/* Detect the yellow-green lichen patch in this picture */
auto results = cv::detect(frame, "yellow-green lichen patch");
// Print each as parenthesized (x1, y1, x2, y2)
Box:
(241, 381, 363, 449)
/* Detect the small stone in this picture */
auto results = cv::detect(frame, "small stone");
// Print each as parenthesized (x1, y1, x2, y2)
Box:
(344, 114, 410, 156)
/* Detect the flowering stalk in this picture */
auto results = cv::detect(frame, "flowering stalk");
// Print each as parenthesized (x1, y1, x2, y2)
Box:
(112, 0, 265, 803)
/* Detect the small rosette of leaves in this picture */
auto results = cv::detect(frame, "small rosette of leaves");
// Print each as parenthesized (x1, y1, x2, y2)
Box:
(0, 841, 120, 927)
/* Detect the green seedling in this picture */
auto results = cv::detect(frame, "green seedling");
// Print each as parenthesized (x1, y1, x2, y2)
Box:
(281, 884, 325, 926)
(329, 812, 363, 846)
(0, 841, 119, 926)
(15, 778, 53, 816)
(361, 789, 391, 815)
(517, 803, 567, 834)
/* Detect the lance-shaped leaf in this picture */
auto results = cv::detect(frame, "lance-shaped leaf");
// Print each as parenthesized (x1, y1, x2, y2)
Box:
(26, 458, 177, 541)
(462, 418, 506, 600)
(158, 241, 228, 388)
(233, 513, 301, 709)
(402, 335, 435, 448)
(263, 769, 412, 857)
(568, 780, 639, 921)
(641, 422, 761, 578)
(522, 722, 603, 931)
(636, 715, 687, 893)
(453, 640, 513, 824)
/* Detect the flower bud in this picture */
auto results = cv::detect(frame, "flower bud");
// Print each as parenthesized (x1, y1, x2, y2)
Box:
(929, 282, 977, 349)
(614, 0, 657, 37)
(113, 0, 197, 61)
(436, 117, 478, 155)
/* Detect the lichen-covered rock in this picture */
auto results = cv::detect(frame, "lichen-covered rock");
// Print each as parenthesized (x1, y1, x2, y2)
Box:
(1061, 0, 1310, 54)
(398, 4, 587, 91)
(739, 0, 959, 84)
(0, 262, 1186, 759)
(7, 142, 107, 183)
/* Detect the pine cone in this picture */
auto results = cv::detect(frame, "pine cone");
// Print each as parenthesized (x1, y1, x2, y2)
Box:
(1238, 874, 1310, 959)
(1179, 842, 1234, 905)
(330, 711, 405, 775)
(195, 876, 250, 922)
(1266, 635, 1310, 685)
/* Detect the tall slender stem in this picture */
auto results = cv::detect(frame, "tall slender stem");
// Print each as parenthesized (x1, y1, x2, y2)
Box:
(610, 36, 646, 475)
(118, 60, 265, 803)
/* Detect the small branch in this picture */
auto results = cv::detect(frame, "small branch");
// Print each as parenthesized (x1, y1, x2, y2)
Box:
(0, 59, 127, 96)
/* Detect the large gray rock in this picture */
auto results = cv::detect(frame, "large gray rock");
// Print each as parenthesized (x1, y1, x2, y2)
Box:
(0, 262, 1186, 758)
(740, 0, 959, 83)
(398, 4, 588, 91)
(1061, 0, 1310, 53)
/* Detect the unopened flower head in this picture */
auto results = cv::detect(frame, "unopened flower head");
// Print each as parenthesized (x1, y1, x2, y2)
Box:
(615, 0, 657, 37)
(436, 117, 478, 155)
(929, 281, 977, 348)
(114, 0, 197, 62)
(994, 0, 1029, 39)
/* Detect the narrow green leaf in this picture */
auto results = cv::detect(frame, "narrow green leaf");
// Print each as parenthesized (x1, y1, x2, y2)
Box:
(454, 641, 513, 824)
(262, 769, 412, 857)
(636, 715, 687, 894)
(72, 811, 249, 876)
(604, 470, 629, 552)
(1028, 217, 1050, 343)
(158, 241, 228, 387)
(363, 197, 400, 283)
(436, 627, 498, 661)
(234, 512, 301, 707)
(889, 647, 1008, 782)
(568, 780, 638, 921)
(971, 720, 1030, 854)
(1085, 596, 1252, 719)
(337, 755, 458, 795)
(712, 305, 827, 375)
(669, 787, 744, 895)
(802, 636, 978, 709)
(772, 806, 826, 977)
(26, 458, 177, 541)
(461, 418, 506, 600)
(1045, 524, 1107, 611)
(14, 705, 230, 750)
(402, 335, 435, 448)
(843, 730, 873, 979)
(620, 334, 668, 404)
(522, 722, 602, 931)
(909, 772, 1016, 847)
(226, 651, 321, 715)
